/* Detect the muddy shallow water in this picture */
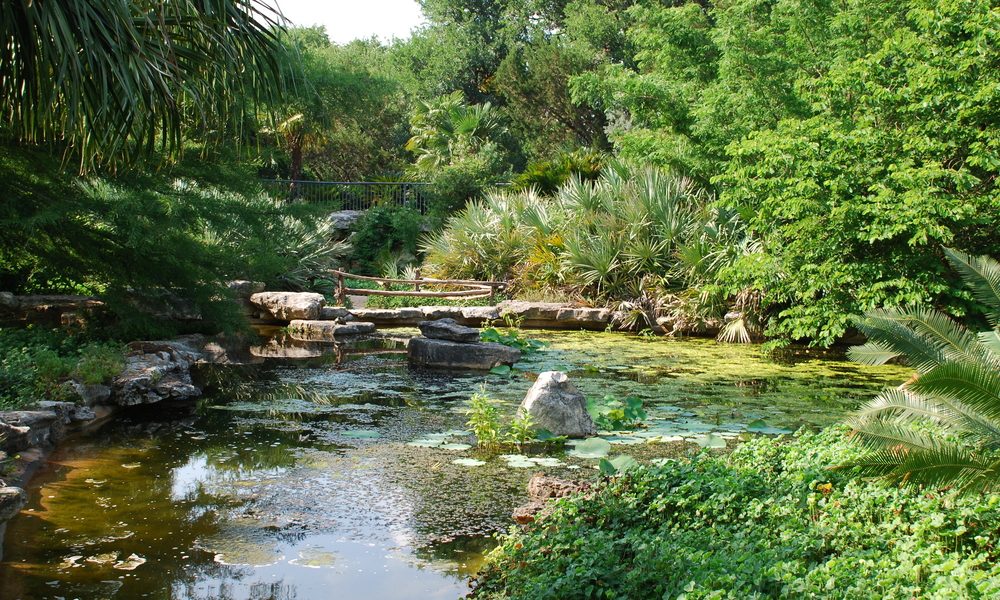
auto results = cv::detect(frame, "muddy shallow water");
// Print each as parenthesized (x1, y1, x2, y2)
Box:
(0, 330, 909, 600)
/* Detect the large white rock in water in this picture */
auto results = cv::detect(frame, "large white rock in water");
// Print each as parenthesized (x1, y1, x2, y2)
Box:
(250, 291, 325, 321)
(519, 371, 596, 438)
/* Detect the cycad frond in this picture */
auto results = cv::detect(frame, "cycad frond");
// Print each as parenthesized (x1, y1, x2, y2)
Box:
(979, 330, 1000, 362)
(944, 247, 1000, 327)
(895, 307, 985, 365)
(908, 361, 1000, 423)
(846, 249, 1000, 495)
(849, 388, 962, 431)
(847, 442, 998, 493)
(850, 310, 946, 372)
(847, 339, 903, 366)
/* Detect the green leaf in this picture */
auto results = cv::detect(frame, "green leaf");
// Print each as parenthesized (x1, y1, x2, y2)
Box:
(569, 437, 612, 458)
(696, 433, 727, 449)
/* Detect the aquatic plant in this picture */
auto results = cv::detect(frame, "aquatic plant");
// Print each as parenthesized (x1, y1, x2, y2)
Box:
(467, 389, 504, 449)
(587, 395, 646, 431)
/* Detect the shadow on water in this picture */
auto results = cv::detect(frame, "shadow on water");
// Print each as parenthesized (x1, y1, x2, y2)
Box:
(0, 330, 910, 599)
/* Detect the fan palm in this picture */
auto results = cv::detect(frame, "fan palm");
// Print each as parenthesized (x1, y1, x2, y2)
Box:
(0, 0, 285, 171)
(405, 91, 506, 173)
(844, 248, 1000, 494)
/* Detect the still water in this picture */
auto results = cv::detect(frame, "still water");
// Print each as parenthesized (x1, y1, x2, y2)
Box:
(0, 330, 908, 599)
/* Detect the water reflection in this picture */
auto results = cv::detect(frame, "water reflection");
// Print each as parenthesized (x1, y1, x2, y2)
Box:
(0, 330, 910, 599)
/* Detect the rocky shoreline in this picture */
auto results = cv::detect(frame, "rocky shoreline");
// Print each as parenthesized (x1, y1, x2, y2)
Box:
(0, 334, 232, 552)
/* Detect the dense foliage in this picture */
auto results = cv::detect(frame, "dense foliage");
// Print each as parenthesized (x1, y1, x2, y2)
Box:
(573, 0, 1000, 344)
(422, 162, 753, 333)
(0, 147, 346, 336)
(845, 248, 1000, 493)
(0, 0, 285, 171)
(472, 428, 1000, 599)
(0, 327, 124, 410)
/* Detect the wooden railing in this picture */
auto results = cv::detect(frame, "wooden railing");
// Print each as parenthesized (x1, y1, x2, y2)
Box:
(329, 269, 506, 305)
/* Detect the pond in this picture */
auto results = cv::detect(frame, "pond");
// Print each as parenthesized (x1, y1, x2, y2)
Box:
(0, 330, 909, 600)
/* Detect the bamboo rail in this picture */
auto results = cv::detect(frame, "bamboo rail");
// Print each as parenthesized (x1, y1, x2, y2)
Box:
(328, 269, 506, 305)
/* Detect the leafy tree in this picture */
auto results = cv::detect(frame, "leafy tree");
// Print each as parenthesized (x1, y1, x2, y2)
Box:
(493, 39, 609, 159)
(406, 91, 509, 173)
(845, 248, 1000, 495)
(718, 0, 1000, 345)
(268, 29, 409, 182)
(0, 0, 285, 171)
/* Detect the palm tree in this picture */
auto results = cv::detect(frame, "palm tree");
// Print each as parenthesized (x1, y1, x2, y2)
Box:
(0, 0, 285, 171)
(844, 248, 1000, 494)
(405, 91, 506, 173)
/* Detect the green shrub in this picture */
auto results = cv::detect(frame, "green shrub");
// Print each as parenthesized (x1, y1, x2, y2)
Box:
(74, 343, 126, 385)
(512, 148, 605, 195)
(467, 389, 504, 449)
(348, 204, 422, 275)
(472, 427, 1000, 599)
(422, 161, 749, 305)
(586, 395, 646, 431)
(0, 145, 348, 336)
(0, 327, 126, 409)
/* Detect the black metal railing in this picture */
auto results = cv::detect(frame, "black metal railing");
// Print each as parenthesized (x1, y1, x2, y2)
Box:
(261, 180, 432, 213)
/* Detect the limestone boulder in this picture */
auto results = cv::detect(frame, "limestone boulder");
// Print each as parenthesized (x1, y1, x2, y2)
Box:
(226, 280, 266, 299)
(112, 340, 203, 406)
(518, 371, 596, 438)
(512, 474, 591, 525)
(319, 306, 355, 321)
(407, 337, 520, 370)
(461, 306, 501, 324)
(420, 306, 465, 320)
(250, 292, 325, 321)
(34, 400, 96, 423)
(327, 209, 365, 230)
(0, 420, 31, 452)
(418, 318, 480, 343)
(67, 381, 112, 406)
(0, 410, 63, 447)
(349, 308, 424, 325)
(497, 301, 611, 330)
(288, 320, 376, 341)
(0, 486, 27, 521)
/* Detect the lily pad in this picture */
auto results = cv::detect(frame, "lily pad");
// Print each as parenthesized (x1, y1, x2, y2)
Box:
(599, 455, 640, 475)
(452, 458, 487, 467)
(696, 433, 727, 449)
(406, 439, 442, 448)
(289, 548, 337, 568)
(500, 454, 538, 468)
(439, 443, 472, 451)
(567, 437, 612, 459)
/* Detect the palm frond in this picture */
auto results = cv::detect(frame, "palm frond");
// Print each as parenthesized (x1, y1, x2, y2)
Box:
(850, 310, 946, 372)
(908, 361, 1000, 423)
(943, 247, 1000, 327)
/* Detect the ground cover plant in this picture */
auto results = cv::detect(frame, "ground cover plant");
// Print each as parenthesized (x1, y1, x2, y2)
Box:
(471, 427, 1000, 599)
